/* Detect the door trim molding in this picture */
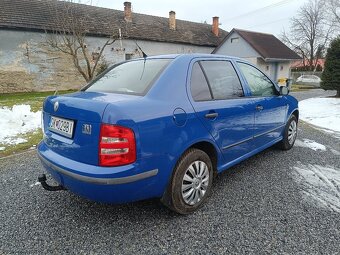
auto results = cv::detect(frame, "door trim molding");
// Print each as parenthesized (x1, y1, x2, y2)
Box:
(253, 124, 285, 139)
(222, 124, 285, 150)
(222, 136, 253, 150)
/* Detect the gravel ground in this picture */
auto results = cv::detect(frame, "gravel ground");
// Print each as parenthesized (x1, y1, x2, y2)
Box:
(290, 89, 336, 101)
(1, 91, 339, 254)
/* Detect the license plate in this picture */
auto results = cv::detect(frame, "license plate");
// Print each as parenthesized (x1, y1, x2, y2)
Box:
(49, 116, 74, 138)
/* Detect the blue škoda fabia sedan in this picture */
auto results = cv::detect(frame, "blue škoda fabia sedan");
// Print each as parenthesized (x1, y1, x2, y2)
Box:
(37, 54, 298, 214)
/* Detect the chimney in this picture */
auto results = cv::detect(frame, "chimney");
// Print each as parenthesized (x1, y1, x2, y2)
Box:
(169, 11, 176, 30)
(124, 2, 132, 22)
(212, 16, 219, 36)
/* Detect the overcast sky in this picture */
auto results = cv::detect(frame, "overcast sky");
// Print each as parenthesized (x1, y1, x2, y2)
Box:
(90, 0, 308, 37)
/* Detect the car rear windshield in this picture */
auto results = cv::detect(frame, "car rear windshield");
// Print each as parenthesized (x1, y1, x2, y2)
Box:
(85, 59, 171, 95)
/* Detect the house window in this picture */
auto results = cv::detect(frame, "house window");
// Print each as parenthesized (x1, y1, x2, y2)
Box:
(92, 52, 100, 61)
(125, 53, 133, 60)
(231, 37, 239, 43)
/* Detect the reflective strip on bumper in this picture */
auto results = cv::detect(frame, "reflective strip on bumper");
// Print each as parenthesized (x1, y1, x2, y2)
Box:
(37, 153, 158, 185)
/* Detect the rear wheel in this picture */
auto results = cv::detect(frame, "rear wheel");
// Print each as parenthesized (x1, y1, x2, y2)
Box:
(162, 148, 213, 214)
(278, 115, 298, 150)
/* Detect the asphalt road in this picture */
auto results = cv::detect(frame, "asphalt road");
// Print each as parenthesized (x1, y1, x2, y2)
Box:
(1, 91, 339, 254)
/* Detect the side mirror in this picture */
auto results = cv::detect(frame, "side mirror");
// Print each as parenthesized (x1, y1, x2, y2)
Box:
(280, 86, 289, 96)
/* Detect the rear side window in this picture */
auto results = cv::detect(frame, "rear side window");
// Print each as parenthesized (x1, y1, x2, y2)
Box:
(190, 63, 212, 101)
(238, 62, 277, 97)
(200, 61, 244, 100)
(85, 59, 171, 95)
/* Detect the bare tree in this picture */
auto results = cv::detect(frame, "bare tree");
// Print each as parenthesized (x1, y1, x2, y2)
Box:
(326, 0, 340, 28)
(282, 0, 335, 71)
(45, 0, 119, 82)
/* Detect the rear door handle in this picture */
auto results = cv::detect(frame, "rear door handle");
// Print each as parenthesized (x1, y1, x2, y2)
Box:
(205, 112, 218, 119)
(256, 105, 264, 111)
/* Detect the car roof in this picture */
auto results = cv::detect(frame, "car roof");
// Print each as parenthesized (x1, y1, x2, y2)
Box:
(134, 54, 244, 62)
(300, 75, 318, 77)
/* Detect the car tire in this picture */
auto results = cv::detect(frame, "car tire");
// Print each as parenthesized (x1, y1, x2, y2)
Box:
(161, 148, 213, 214)
(278, 115, 298, 150)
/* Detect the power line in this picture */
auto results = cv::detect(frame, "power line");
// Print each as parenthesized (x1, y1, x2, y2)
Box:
(224, 0, 295, 21)
(245, 17, 290, 29)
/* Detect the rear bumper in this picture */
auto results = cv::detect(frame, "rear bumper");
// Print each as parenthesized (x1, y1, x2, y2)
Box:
(38, 153, 158, 185)
(37, 142, 160, 203)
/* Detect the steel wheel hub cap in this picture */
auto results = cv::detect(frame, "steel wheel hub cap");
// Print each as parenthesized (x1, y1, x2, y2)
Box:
(288, 120, 297, 145)
(181, 161, 209, 205)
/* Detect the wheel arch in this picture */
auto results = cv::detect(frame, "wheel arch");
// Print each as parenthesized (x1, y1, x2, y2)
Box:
(188, 141, 219, 176)
(161, 139, 219, 209)
(292, 109, 299, 121)
(288, 108, 299, 122)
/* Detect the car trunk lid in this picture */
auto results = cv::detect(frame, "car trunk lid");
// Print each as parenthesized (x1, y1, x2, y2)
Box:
(42, 91, 139, 165)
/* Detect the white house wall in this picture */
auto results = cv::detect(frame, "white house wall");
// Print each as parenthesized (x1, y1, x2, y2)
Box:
(256, 59, 291, 82)
(256, 58, 276, 80)
(214, 31, 292, 81)
(84, 36, 214, 63)
(276, 62, 291, 80)
(214, 31, 260, 59)
(0, 30, 214, 93)
(256, 58, 291, 81)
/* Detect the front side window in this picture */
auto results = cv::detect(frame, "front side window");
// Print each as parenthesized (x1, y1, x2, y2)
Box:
(200, 61, 244, 100)
(238, 62, 277, 97)
(85, 59, 171, 95)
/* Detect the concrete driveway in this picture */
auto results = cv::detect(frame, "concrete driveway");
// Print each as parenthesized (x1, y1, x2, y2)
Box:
(1, 90, 339, 254)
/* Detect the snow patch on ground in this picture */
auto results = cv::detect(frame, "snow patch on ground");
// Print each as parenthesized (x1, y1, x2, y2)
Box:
(299, 98, 340, 135)
(292, 163, 340, 213)
(0, 105, 41, 145)
(330, 149, 340, 156)
(30, 182, 41, 188)
(295, 139, 326, 151)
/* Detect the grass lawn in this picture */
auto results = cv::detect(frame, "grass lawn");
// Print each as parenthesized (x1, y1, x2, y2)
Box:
(0, 90, 76, 158)
(290, 84, 315, 92)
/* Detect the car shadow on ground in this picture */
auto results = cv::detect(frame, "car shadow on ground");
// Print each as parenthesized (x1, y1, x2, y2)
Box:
(47, 145, 288, 221)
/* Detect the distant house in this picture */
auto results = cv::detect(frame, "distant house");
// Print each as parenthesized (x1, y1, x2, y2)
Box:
(213, 28, 301, 81)
(0, 0, 227, 93)
(291, 59, 325, 71)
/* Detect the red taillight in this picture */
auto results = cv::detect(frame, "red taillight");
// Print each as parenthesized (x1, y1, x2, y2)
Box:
(99, 124, 136, 167)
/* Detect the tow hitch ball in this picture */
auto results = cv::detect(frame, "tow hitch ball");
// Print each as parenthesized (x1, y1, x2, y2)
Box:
(38, 174, 66, 191)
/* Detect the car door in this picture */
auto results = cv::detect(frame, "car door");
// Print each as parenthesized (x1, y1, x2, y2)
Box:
(189, 60, 256, 164)
(237, 62, 287, 148)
